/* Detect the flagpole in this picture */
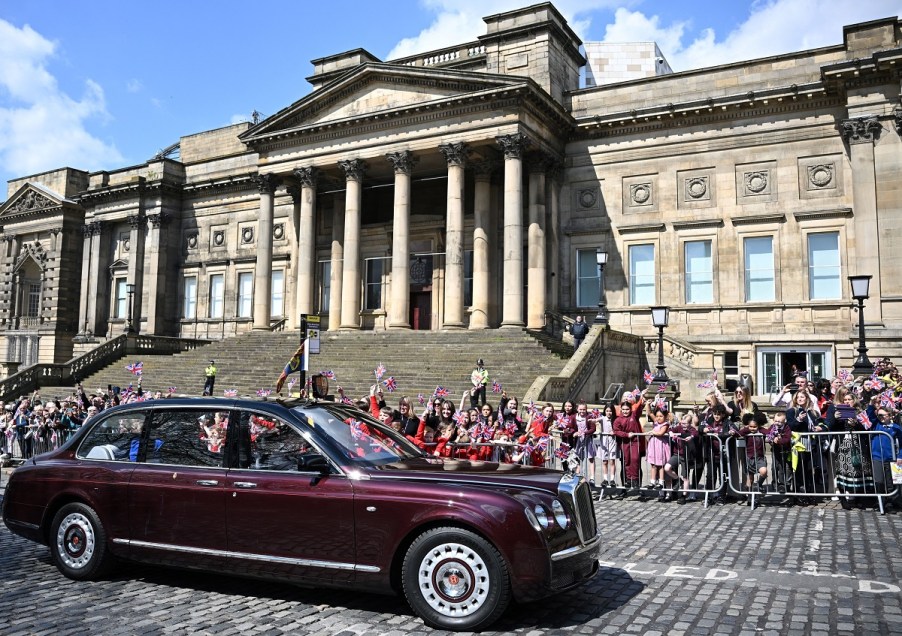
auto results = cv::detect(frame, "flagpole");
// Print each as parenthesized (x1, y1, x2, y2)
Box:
(300, 314, 308, 397)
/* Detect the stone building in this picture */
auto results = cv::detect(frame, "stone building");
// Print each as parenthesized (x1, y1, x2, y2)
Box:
(1, 3, 901, 395)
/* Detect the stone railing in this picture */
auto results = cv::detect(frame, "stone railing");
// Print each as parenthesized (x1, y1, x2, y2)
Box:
(0, 334, 211, 401)
(270, 317, 287, 332)
(392, 42, 486, 68)
(644, 334, 716, 375)
(543, 310, 574, 342)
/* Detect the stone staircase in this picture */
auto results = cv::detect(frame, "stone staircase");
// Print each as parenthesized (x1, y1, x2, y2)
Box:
(41, 329, 571, 405)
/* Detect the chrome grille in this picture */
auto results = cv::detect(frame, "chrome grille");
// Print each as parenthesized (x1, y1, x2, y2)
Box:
(559, 475, 597, 544)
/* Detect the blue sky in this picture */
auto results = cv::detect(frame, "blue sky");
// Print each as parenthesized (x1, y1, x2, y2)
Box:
(1, 0, 900, 197)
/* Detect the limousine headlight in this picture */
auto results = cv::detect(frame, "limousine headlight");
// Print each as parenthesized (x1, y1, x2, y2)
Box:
(551, 499, 570, 530)
(533, 504, 551, 530)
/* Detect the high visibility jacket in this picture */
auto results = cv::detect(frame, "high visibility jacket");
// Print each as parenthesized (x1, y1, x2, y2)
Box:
(205, 365, 217, 378)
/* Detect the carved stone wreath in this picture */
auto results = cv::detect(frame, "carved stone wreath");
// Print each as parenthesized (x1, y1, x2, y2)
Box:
(186, 233, 198, 250)
(241, 227, 255, 244)
(213, 230, 225, 247)
(578, 188, 598, 209)
(745, 171, 768, 194)
(685, 177, 708, 200)
(630, 184, 651, 205)
(808, 164, 834, 189)
(273, 223, 284, 240)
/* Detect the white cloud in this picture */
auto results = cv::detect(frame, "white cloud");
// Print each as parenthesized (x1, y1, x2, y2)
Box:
(603, 0, 902, 72)
(0, 19, 122, 181)
(126, 78, 143, 93)
(387, 0, 629, 59)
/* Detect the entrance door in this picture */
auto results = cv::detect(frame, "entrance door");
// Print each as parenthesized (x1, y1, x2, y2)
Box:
(782, 352, 807, 383)
(410, 292, 431, 330)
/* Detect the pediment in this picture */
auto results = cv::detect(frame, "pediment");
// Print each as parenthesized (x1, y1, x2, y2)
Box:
(0, 182, 68, 219)
(242, 63, 527, 142)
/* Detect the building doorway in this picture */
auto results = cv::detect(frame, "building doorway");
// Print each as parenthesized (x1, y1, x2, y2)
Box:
(410, 292, 431, 330)
(758, 348, 831, 395)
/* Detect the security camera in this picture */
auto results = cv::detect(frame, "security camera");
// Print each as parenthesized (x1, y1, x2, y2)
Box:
(656, 57, 665, 64)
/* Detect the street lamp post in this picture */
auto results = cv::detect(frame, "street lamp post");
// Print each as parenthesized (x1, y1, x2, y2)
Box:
(848, 275, 874, 377)
(594, 248, 608, 325)
(650, 306, 670, 383)
(125, 283, 136, 334)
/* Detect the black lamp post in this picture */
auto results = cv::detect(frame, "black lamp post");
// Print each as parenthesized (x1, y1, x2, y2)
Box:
(849, 275, 874, 377)
(125, 283, 136, 334)
(651, 305, 670, 383)
(594, 248, 608, 325)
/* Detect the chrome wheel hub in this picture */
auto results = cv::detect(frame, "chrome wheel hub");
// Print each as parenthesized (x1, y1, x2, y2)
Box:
(56, 512, 95, 570)
(417, 542, 489, 617)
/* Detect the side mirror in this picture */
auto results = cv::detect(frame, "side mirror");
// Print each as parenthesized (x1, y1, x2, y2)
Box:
(297, 453, 330, 474)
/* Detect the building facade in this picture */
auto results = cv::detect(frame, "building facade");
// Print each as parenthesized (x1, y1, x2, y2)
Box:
(1, 3, 901, 395)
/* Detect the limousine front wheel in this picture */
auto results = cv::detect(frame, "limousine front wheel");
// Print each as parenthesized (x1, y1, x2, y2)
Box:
(50, 503, 114, 580)
(402, 527, 511, 631)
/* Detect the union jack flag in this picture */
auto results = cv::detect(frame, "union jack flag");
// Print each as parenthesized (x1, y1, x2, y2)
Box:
(492, 381, 502, 394)
(125, 361, 143, 375)
(535, 436, 550, 452)
(838, 369, 852, 383)
(643, 370, 654, 385)
(256, 388, 272, 397)
(320, 370, 336, 379)
(554, 442, 571, 460)
(167, 387, 177, 394)
(591, 408, 601, 420)
(349, 418, 365, 440)
(526, 401, 539, 416)
(415, 393, 425, 406)
(697, 371, 718, 389)
(341, 396, 354, 405)
(287, 377, 297, 391)
(453, 410, 468, 426)
(383, 376, 397, 392)
(879, 390, 896, 409)
(434, 386, 449, 398)
(223, 389, 238, 397)
(374, 363, 386, 380)
(857, 411, 873, 430)
(657, 384, 667, 393)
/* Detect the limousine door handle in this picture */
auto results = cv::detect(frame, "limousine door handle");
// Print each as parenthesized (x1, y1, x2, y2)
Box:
(233, 481, 258, 489)
(195, 480, 219, 487)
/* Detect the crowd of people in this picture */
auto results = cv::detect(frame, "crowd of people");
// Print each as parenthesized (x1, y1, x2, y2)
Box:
(2, 356, 901, 515)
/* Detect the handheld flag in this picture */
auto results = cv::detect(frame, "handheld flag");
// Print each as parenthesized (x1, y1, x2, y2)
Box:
(320, 370, 336, 379)
(417, 393, 426, 406)
(256, 388, 272, 397)
(434, 386, 449, 398)
(383, 376, 397, 392)
(375, 363, 386, 381)
(492, 381, 502, 394)
(223, 389, 238, 397)
(125, 361, 143, 376)
(167, 387, 177, 394)
(643, 370, 654, 385)
(857, 411, 873, 430)
(275, 343, 305, 393)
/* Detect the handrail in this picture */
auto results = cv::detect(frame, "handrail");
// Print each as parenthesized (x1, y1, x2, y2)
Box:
(0, 334, 211, 401)
(543, 309, 575, 339)
(270, 317, 287, 332)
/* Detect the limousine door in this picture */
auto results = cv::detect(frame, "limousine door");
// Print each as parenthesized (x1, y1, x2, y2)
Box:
(224, 410, 356, 582)
(127, 408, 228, 565)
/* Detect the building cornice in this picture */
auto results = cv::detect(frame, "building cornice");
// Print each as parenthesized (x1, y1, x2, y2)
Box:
(730, 213, 786, 226)
(616, 223, 666, 234)
(671, 219, 725, 231)
(793, 207, 853, 221)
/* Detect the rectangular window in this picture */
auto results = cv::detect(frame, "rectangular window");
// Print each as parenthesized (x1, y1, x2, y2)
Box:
(576, 249, 601, 308)
(808, 232, 840, 299)
(209, 274, 224, 318)
(744, 236, 775, 302)
(237, 272, 253, 318)
(724, 351, 739, 377)
(685, 240, 713, 304)
(365, 259, 383, 310)
(28, 283, 41, 318)
(319, 262, 331, 314)
(271, 270, 284, 317)
(464, 250, 474, 307)
(629, 244, 655, 305)
(183, 277, 197, 319)
(114, 278, 127, 319)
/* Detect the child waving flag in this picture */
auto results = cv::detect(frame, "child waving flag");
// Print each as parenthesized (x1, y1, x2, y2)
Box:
(275, 342, 306, 393)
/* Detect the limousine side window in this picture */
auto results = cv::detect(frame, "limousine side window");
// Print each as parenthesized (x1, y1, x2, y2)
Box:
(77, 412, 149, 461)
(237, 411, 320, 472)
(146, 409, 229, 468)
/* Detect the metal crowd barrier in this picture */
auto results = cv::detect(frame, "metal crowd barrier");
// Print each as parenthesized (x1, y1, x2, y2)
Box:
(722, 430, 900, 513)
(1, 426, 79, 464)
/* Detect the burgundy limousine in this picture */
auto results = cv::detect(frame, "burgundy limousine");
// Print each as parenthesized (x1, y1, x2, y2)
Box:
(2, 397, 599, 631)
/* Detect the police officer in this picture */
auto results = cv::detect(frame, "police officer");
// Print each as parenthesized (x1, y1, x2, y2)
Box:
(203, 360, 217, 396)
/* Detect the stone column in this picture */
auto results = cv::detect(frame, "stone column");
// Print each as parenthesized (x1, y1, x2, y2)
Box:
(252, 173, 281, 330)
(841, 116, 883, 322)
(338, 159, 366, 329)
(294, 167, 318, 323)
(143, 212, 171, 335)
(84, 222, 107, 336)
(547, 163, 562, 312)
(439, 142, 469, 329)
(470, 161, 494, 329)
(386, 151, 417, 329)
(285, 184, 302, 330)
(497, 133, 530, 327)
(76, 225, 94, 336)
(328, 194, 345, 331)
(126, 212, 146, 334)
(527, 154, 550, 330)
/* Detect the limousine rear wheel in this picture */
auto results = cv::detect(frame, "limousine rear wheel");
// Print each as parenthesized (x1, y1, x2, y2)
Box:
(402, 527, 511, 631)
(50, 503, 114, 580)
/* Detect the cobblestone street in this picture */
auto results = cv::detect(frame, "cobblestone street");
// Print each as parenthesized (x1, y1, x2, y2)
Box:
(1, 480, 900, 635)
